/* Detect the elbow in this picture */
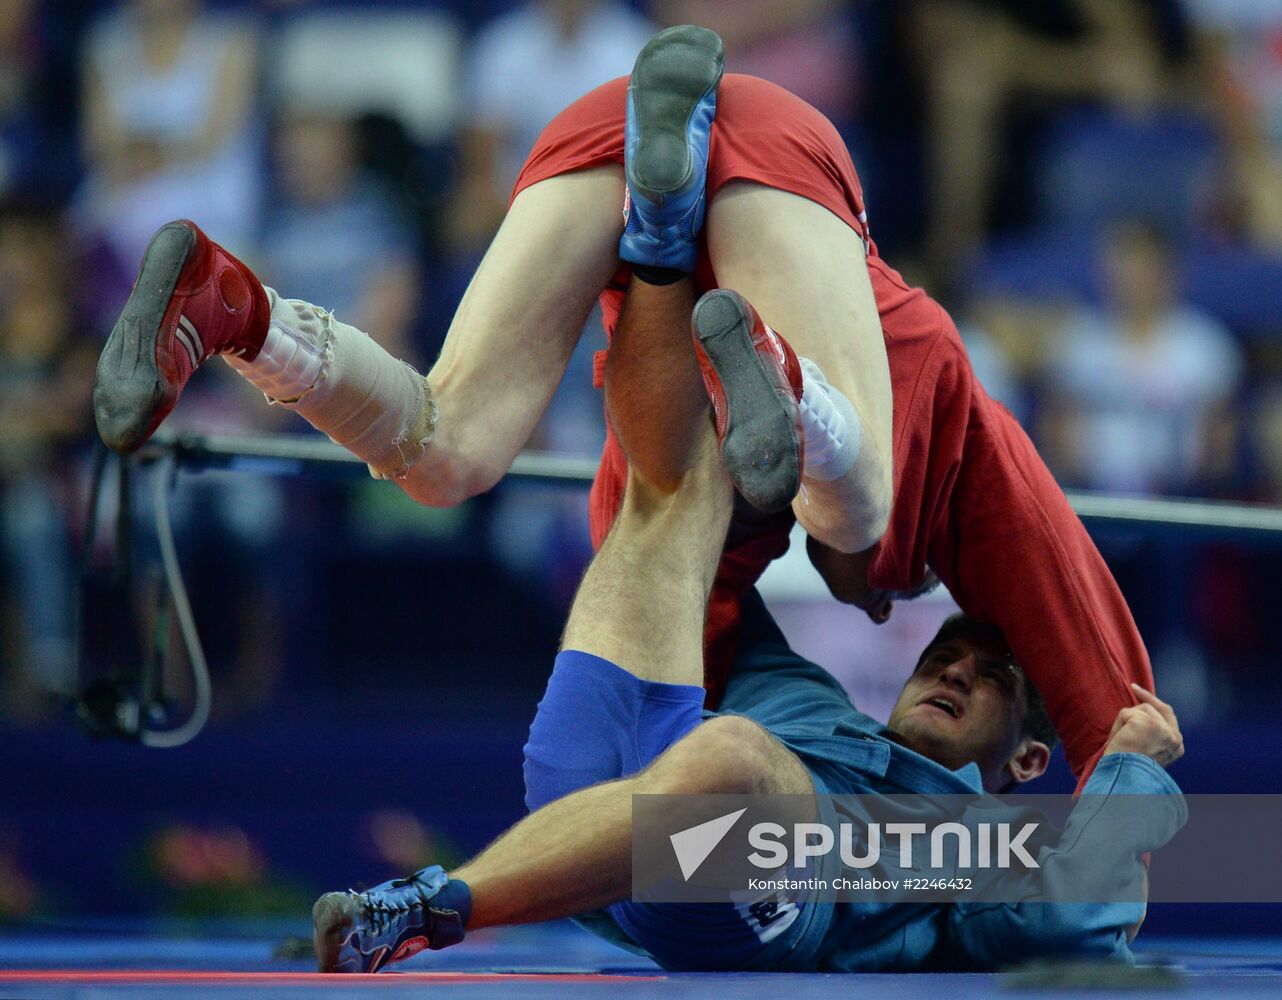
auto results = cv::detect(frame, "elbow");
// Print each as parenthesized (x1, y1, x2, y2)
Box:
(823, 574, 867, 606)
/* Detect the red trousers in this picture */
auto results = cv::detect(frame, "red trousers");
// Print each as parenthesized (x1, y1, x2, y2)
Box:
(514, 74, 1151, 784)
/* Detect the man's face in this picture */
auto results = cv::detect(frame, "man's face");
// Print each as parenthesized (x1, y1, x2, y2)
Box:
(886, 631, 1029, 787)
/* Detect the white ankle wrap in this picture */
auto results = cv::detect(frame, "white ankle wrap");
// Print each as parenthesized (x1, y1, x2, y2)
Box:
(798, 356, 861, 482)
(226, 290, 436, 480)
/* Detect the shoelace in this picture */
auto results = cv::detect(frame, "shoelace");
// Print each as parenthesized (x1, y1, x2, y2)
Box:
(359, 883, 418, 935)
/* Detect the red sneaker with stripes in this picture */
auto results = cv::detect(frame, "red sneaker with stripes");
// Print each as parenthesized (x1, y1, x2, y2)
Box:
(691, 288, 805, 513)
(93, 220, 270, 452)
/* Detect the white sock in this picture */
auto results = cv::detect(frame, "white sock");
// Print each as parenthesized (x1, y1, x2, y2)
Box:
(225, 288, 435, 480)
(798, 356, 861, 482)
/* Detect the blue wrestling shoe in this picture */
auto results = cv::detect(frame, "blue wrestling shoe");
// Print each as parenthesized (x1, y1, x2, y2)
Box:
(620, 25, 725, 276)
(312, 865, 472, 973)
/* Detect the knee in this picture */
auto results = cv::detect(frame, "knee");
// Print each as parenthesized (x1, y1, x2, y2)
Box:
(799, 470, 891, 555)
(641, 715, 784, 796)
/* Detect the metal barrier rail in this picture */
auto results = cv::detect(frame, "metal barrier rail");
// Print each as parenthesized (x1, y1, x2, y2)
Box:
(83, 429, 1282, 749)
(143, 431, 1282, 540)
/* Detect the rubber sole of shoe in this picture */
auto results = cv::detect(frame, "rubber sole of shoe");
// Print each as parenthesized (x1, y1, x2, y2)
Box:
(312, 892, 357, 973)
(693, 291, 801, 514)
(627, 25, 724, 201)
(93, 221, 197, 453)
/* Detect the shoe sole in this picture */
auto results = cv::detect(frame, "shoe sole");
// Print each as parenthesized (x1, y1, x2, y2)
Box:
(93, 221, 197, 453)
(313, 891, 356, 973)
(693, 291, 801, 514)
(627, 25, 724, 201)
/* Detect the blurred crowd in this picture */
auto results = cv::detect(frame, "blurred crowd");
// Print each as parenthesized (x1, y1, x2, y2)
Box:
(2, 0, 1282, 725)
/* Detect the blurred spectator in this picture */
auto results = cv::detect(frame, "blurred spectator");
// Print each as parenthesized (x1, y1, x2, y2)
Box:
(959, 321, 1028, 425)
(654, 0, 859, 128)
(910, 0, 1176, 285)
(443, 0, 654, 254)
(1184, 0, 1282, 249)
(1041, 219, 1243, 495)
(0, 208, 93, 708)
(956, 292, 1076, 427)
(68, 0, 301, 723)
(258, 112, 423, 364)
(77, 0, 262, 295)
(0, 1, 53, 202)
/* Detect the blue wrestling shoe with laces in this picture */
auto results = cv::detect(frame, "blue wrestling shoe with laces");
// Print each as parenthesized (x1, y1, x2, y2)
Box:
(312, 865, 472, 973)
(620, 25, 725, 275)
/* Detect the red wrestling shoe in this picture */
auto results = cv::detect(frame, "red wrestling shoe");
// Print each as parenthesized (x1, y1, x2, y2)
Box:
(691, 289, 804, 513)
(94, 220, 270, 452)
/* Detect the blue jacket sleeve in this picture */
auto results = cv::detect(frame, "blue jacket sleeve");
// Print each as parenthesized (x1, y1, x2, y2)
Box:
(940, 753, 1186, 970)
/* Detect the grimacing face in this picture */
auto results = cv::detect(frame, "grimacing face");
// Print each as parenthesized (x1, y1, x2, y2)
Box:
(886, 630, 1045, 791)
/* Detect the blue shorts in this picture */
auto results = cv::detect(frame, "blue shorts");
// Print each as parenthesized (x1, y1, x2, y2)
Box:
(522, 592, 859, 971)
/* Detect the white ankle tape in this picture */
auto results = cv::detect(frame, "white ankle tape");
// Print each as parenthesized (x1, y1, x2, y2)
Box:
(226, 292, 435, 480)
(798, 356, 861, 482)
(227, 318, 326, 401)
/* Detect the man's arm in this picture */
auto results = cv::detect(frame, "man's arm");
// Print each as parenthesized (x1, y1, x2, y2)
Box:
(941, 687, 1186, 969)
(806, 536, 939, 624)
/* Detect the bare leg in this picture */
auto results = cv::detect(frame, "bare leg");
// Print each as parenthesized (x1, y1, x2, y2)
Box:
(234, 166, 627, 508)
(450, 279, 827, 917)
(604, 275, 707, 492)
(564, 421, 730, 686)
(454, 714, 812, 928)
(449, 398, 740, 918)
(455, 436, 808, 924)
(403, 166, 626, 505)
(316, 441, 817, 943)
(707, 182, 892, 553)
(914, 1, 1164, 284)
(914, 1, 1005, 286)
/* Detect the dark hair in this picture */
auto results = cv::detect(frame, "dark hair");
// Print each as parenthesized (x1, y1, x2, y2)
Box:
(922, 614, 1059, 751)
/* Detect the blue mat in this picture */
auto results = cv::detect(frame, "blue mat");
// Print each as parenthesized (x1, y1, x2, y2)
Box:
(1, 920, 1280, 999)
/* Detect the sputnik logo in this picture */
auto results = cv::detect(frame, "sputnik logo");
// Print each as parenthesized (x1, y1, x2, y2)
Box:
(669, 808, 747, 881)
